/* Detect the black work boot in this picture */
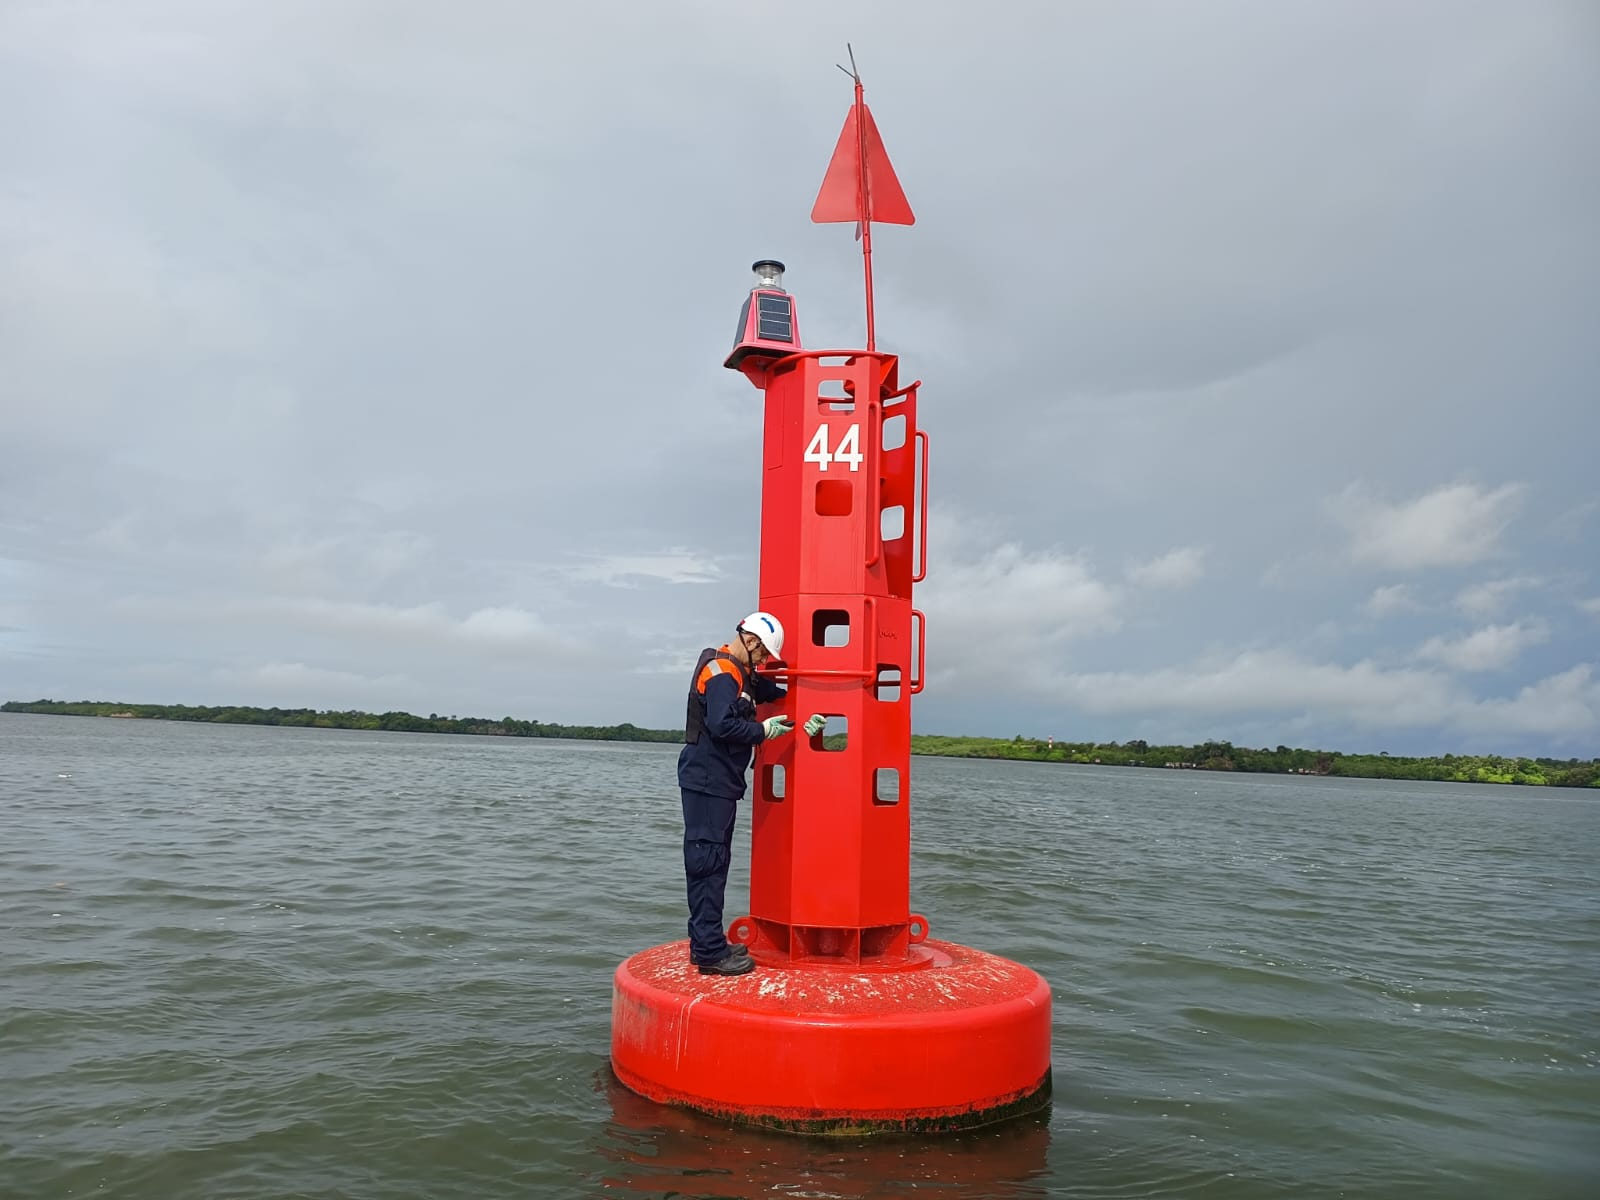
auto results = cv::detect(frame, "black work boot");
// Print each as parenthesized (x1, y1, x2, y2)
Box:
(697, 951, 755, 976)
(687, 943, 749, 963)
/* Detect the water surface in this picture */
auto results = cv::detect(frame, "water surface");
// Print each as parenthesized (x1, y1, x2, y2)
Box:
(2, 713, 1595, 1197)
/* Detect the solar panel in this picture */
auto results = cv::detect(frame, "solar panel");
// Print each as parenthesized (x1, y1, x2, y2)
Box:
(756, 294, 793, 342)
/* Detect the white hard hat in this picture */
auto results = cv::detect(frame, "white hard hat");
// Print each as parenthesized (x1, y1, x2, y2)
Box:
(737, 611, 785, 658)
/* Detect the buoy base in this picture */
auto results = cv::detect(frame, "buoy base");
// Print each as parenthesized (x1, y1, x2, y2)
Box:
(609, 938, 1052, 1135)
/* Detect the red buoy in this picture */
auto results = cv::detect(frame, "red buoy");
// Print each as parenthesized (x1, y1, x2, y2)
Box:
(610, 54, 1052, 1134)
(613, 940, 1050, 1133)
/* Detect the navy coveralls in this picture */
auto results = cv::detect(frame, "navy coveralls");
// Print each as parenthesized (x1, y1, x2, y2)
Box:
(677, 645, 785, 965)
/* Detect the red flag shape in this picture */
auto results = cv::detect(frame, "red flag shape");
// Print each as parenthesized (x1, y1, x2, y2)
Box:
(811, 103, 915, 229)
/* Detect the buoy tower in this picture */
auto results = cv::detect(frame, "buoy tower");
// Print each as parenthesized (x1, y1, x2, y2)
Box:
(610, 55, 1052, 1134)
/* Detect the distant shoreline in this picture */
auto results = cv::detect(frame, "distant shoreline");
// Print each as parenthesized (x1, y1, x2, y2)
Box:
(4, 700, 1595, 789)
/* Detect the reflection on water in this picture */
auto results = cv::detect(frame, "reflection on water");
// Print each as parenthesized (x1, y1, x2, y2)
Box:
(591, 1067, 1054, 1199)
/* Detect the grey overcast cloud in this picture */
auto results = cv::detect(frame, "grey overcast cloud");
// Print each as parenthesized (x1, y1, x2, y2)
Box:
(2, 1, 1596, 756)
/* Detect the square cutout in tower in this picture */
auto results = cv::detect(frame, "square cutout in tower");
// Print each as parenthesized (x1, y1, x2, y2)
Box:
(815, 479, 852, 517)
(812, 609, 850, 647)
(874, 767, 900, 804)
(816, 714, 849, 752)
(880, 505, 906, 541)
(818, 378, 856, 412)
(882, 412, 907, 451)
(762, 763, 785, 801)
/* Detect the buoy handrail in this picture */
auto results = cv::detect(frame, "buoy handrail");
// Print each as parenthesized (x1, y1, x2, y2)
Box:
(913, 428, 929, 583)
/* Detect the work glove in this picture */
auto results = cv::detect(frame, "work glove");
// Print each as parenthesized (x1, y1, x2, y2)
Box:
(803, 714, 827, 737)
(761, 715, 794, 740)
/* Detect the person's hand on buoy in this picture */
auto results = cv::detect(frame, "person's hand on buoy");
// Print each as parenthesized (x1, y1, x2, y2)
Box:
(762, 715, 795, 740)
(803, 714, 827, 737)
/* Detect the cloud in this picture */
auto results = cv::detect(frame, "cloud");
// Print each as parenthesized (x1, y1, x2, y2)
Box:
(1457, 665, 1600, 740)
(1041, 650, 1456, 722)
(1549, 499, 1600, 543)
(1328, 481, 1526, 569)
(566, 551, 723, 587)
(0, 192, 266, 419)
(1454, 576, 1542, 619)
(1033, 651, 1600, 741)
(1364, 583, 1424, 616)
(921, 541, 1123, 676)
(254, 598, 561, 653)
(1126, 546, 1206, 590)
(230, 661, 409, 692)
(254, 531, 434, 594)
(1578, 597, 1600, 618)
(110, 594, 577, 660)
(1414, 621, 1550, 672)
(455, 606, 550, 643)
(2, 1, 1596, 754)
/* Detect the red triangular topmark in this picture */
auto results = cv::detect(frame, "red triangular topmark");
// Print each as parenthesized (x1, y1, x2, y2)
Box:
(811, 102, 915, 228)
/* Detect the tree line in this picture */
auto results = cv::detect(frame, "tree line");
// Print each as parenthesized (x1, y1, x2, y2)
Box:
(0, 700, 680, 744)
(914, 734, 1599, 789)
(4, 700, 1595, 788)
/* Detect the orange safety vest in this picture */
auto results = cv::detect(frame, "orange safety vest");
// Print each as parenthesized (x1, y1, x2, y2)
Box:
(683, 646, 752, 744)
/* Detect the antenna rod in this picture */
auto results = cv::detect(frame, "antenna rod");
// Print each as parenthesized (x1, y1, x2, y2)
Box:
(819, 44, 913, 350)
(837, 44, 875, 351)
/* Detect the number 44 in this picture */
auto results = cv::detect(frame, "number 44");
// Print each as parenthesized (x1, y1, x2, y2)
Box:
(803, 423, 864, 472)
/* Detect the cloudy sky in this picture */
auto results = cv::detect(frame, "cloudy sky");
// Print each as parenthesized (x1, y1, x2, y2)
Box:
(2, 0, 1596, 756)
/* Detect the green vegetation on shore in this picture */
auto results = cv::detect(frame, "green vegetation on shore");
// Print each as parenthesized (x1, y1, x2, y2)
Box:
(912, 734, 1598, 789)
(4, 700, 1596, 788)
(0, 699, 680, 744)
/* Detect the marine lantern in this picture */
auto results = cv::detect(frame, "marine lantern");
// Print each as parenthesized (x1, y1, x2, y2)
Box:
(610, 54, 1053, 1135)
(725, 259, 803, 385)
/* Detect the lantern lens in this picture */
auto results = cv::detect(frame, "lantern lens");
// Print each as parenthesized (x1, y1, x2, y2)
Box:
(752, 259, 786, 291)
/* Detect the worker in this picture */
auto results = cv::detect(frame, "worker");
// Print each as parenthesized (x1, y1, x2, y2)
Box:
(678, 611, 825, 975)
